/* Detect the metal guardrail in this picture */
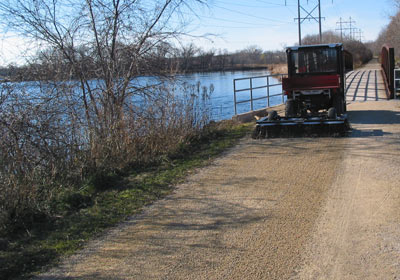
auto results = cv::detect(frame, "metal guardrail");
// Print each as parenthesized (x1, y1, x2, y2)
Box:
(395, 69, 400, 98)
(381, 45, 395, 99)
(233, 74, 287, 115)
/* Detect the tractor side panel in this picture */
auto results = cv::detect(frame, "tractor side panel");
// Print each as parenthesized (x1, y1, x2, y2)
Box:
(282, 75, 340, 91)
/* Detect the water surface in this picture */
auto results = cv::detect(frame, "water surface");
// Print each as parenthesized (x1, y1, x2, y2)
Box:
(177, 69, 285, 120)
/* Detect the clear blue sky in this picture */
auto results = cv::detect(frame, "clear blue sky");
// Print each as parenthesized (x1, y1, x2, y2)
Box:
(185, 0, 396, 51)
(0, 0, 396, 65)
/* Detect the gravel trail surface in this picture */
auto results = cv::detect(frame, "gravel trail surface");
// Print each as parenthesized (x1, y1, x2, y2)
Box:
(37, 101, 400, 280)
(292, 101, 400, 280)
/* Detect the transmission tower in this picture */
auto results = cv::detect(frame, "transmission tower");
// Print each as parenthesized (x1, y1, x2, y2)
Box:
(287, 0, 329, 45)
(335, 17, 344, 40)
(354, 29, 364, 42)
(336, 17, 357, 40)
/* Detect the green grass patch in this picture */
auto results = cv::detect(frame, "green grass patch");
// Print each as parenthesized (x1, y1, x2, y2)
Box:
(0, 121, 253, 280)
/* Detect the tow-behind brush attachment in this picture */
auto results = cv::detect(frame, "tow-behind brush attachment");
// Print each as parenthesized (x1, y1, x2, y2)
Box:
(252, 111, 350, 138)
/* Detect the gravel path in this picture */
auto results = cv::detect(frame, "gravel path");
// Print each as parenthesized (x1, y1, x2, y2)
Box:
(37, 100, 400, 280)
(292, 101, 400, 280)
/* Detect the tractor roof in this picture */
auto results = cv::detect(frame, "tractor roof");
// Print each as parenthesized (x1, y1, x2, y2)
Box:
(286, 43, 343, 52)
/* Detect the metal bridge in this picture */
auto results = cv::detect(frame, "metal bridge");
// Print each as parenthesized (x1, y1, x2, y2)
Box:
(345, 59, 388, 102)
(347, 44, 398, 101)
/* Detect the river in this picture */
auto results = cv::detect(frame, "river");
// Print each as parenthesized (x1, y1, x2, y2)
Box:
(5, 69, 284, 122)
(176, 69, 285, 120)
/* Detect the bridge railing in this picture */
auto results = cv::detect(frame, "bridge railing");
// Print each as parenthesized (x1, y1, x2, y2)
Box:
(233, 74, 287, 115)
(381, 44, 395, 99)
(395, 69, 400, 98)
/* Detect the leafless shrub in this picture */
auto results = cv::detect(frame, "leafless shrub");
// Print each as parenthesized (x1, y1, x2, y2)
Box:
(88, 80, 212, 168)
(0, 0, 210, 233)
(375, 8, 400, 60)
(0, 76, 213, 233)
(0, 81, 87, 232)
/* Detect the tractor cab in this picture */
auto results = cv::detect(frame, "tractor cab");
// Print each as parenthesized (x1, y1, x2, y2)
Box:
(283, 44, 348, 117)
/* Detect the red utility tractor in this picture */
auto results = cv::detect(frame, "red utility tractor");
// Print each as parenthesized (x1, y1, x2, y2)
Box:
(252, 43, 351, 138)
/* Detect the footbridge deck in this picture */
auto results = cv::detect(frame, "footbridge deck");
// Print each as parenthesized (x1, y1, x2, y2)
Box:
(345, 59, 389, 102)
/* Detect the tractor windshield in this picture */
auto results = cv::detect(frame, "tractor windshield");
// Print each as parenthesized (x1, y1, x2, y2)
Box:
(290, 48, 338, 74)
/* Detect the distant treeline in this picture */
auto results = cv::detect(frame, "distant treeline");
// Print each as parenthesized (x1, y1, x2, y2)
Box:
(0, 33, 375, 82)
(301, 31, 373, 68)
(0, 45, 287, 81)
(174, 44, 286, 73)
(374, 1, 400, 63)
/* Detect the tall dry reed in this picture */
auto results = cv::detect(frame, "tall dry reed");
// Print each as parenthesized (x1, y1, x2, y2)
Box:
(0, 79, 213, 234)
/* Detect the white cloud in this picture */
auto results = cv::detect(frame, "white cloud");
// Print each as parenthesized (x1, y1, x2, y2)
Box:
(0, 33, 36, 66)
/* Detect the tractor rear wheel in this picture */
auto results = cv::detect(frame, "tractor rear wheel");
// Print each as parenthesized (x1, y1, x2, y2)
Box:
(285, 99, 296, 117)
(333, 92, 345, 115)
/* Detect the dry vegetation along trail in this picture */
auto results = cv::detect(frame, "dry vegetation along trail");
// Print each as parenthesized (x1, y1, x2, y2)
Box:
(37, 101, 400, 279)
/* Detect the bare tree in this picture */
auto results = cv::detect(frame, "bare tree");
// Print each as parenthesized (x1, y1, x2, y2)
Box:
(0, 0, 216, 236)
(215, 49, 229, 70)
(179, 43, 200, 71)
(0, 0, 206, 168)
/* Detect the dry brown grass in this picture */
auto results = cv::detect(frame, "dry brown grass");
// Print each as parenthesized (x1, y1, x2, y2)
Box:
(268, 63, 288, 76)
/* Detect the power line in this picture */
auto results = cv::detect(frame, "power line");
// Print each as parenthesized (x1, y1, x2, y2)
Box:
(180, 11, 286, 27)
(213, 4, 291, 23)
(199, 24, 272, 29)
(216, 0, 294, 9)
(255, 0, 292, 6)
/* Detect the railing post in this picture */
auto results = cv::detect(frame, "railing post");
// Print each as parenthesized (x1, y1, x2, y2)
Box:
(250, 78, 254, 111)
(381, 45, 395, 99)
(281, 74, 285, 104)
(267, 76, 270, 107)
(389, 47, 395, 98)
(233, 79, 237, 115)
(233, 74, 286, 115)
(395, 69, 400, 98)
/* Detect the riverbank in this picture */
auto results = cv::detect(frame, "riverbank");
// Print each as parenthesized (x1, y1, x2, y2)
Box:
(268, 63, 288, 76)
(0, 64, 284, 83)
(181, 64, 269, 74)
(0, 120, 253, 280)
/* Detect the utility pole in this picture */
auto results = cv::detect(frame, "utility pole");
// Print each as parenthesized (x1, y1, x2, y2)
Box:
(318, 0, 322, 42)
(298, 0, 302, 45)
(288, 0, 328, 45)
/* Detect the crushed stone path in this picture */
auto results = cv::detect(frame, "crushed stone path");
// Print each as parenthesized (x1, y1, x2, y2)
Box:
(292, 101, 400, 280)
(37, 101, 400, 280)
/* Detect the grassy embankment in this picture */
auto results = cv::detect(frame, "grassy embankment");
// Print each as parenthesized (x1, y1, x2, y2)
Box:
(0, 120, 253, 280)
